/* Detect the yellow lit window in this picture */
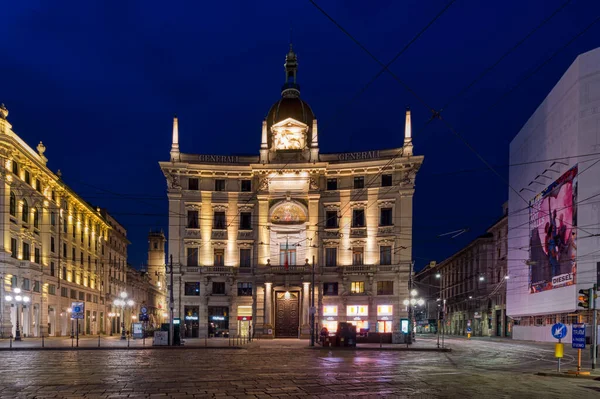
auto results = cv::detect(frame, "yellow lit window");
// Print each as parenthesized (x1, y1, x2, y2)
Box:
(351, 281, 364, 294)
(323, 306, 338, 316)
(377, 305, 393, 316)
(347, 305, 368, 316)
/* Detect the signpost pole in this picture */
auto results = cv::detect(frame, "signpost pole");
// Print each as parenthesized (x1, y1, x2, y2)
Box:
(593, 285, 597, 370)
(169, 255, 174, 347)
(558, 339, 561, 373)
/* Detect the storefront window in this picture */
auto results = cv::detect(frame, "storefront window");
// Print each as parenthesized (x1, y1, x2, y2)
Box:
(237, 306, 252, 337)
(184, 306, 199, 338)
(322, 320, 337, 334)
(323, 306, 338, 316)
(377, 305, 393, 316)
(346, 305, 368, 316)
(208, 306, 229, 337)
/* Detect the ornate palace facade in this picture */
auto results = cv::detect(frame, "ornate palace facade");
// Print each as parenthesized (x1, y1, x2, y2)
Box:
(160, 46, 423, 342)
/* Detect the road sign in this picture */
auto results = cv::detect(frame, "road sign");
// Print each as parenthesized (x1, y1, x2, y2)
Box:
(466, 327, 472, 333)
(551, 323, 567, 340)
(572, 323, 586, 349)
(141, 306, 148, 314)
(139, 313, 149, 322)
(71, 302, 85, 319)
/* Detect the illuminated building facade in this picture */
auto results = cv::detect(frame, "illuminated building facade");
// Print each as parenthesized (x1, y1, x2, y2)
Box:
(0, 104, 111, 337)
(160, 46, 423, 342)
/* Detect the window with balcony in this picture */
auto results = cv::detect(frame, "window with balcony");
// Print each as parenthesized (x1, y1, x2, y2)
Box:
(188, 178, 199, 190)
(377, 281, 393, 295)
(325, 211, 338, 228)
(10, 192, 16, 217)
(380, 208, 393, 226)
(187, 247, 198, 267)
(352, 247, 364, 266)
(237, 282, 252, 296)
(213, 211, 226, 229)
(22, 200, 29, 223)
(353, 176, 364, 189)
(240, 248, 251, 267)
(327, 178, 337, 190)
(187, 210, 199, 229)
(325, 247, 337, 267)
(184, 282, 200, 296)
(214, 249, 225, 266)
(381, 174, 392, 187)
(215, 179, 225, 192)
(240, 212, 252, 230)
(380, 246, 392, 265)
(212, 282, 226, 295)
(323, 282, 338, 296)
(23, 242, 30, 261)
(352, 209, 365, 228)
(241, 180, 252, 192)
(279, 244, 296, 266)
(351, 281, 365, 294)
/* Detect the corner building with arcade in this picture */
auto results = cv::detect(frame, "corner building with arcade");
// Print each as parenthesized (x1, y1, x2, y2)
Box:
(160, 45, 423, 342)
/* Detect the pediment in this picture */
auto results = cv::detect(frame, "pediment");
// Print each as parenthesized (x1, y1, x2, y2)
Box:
(271, 118, 309, 131)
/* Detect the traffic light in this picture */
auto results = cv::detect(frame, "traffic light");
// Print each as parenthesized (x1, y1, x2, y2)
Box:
(578, 289, 591, 309)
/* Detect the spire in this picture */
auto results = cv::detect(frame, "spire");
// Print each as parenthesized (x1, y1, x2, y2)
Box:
(170, 115, 180, 162)
(282, 40, 300, 98)
(404, 107, 413, 156)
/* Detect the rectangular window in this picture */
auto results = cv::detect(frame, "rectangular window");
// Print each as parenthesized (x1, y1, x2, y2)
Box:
(63, 219, 68, 233)
(381, 174, 392, 187)
(380, 246, 392, 265)
(33, 280, 40, 292)
(325, 247, 337, 267)
(279, 244, 296, 266)
(326, 178, 338, 190)
(51, 212, 56, 226)
(352, 247, 364, 266)
(72, 248, 75, 261)
(213, 211, 226, 229)
(214, 249, 224, 266)
(380, 208, 393, 226)
(353, 176, 364, 189)
(48, 284, 56, 295)
(22, 278, 30, 291)
(80, 252, 84, 265)
(62, 267, 67, 280)
(70, 289, 77, 299)
(184, 282, 200, 296)
(81, 230, 84, 244)
(61, 287, 68, 297)
(186, 247, 198, 267)
(212, 282, 226, 295)
(23, 242, 30, 261)
(86, 293, 92, 302)
(323, 282, 338, 296)
(240, 212, 252, 230)
(215, 179, 225, 191)
(34, 247, 41, 264)
(237, 282, 252, 296)
(240, 248, 251, 268)
(51, 237, 55, 253)
(10, 238, 17, 258)
(352, 209, 365, 227)
(325, 211, 338, 228)
(377, 281, 394, 295)
(241, 180, 252, 192)
(187, 210, 199, 229)
(50, 262, 55, 277)
(25, 170, 31, 185)
(35, 179, 41, 192)
(351, 281, 365, 294)
(188, 178, 199, 190)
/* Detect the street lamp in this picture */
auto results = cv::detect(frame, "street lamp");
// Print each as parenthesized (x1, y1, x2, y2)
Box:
(113, 292, 134, 340)
(5, 288, 30, 341)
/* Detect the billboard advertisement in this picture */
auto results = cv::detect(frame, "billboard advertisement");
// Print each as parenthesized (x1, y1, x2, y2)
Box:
(529, 165, 577, 293)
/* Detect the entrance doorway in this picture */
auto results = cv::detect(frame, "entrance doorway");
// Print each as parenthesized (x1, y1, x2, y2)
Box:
(275, 291, 299, 338)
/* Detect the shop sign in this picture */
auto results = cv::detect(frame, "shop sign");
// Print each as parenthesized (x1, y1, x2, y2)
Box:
(379, 316, 389, 321)
(326, 317, 335, 321)
(400, 318, 409, 334)
(173, 318, 181, 325)
(337, 150, 380, 161)
(185, 315, 199, 321)
(212, 316, 226, 321)
(237, 316, 252, 321)
(353, 317, 362, 321)
(474, 312, 481, 319)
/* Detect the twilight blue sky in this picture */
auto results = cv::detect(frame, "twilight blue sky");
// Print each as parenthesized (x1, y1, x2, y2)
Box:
(1, 0, 599, 270)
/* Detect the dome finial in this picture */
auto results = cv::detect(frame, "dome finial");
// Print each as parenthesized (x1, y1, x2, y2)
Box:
(282, 37, 300, 98)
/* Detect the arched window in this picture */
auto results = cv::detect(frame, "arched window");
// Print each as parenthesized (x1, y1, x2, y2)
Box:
(22, 200, 29, 223)
(32, 208, 39, 229)
(9, 192, 16, 216)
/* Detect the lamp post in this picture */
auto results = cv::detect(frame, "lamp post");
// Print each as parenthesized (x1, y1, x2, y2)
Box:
(108, 312, 117, 336)
(5, 288, 30, 341)
(113, 292, 134, 340)
(403, 289, 425, 343)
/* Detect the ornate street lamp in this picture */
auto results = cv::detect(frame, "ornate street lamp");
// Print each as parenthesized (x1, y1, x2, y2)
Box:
(5, 288, 30, 341)
(113, 292, 134, 340)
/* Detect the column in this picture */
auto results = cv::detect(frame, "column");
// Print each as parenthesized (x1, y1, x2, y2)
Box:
(258, 196, 269, 265)
(300, 282, 310, 338)
(263, 282, 273, 338)
(307, 194, 320, 262)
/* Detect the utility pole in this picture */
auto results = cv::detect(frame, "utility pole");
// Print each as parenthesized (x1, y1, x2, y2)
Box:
(593, 284, 598, 370)
(310, 255, 315, 346)
(407, 261, 414, 344)
(168, 255, 174, 346)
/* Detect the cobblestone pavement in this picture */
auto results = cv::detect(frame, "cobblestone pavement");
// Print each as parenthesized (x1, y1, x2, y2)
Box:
(1, 337, 599, 398)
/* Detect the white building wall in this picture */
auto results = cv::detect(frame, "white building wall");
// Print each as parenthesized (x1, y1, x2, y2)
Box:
(508, 47, 600, 324)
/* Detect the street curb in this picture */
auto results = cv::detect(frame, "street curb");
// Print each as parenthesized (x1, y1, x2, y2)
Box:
(0, 346, 244, 351)
(536, 372, 600, 380)
(306, 346, 452, 352)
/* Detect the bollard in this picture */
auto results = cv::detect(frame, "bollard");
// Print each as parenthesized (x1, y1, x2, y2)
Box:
(9, 337, 12, 349)
(205, 335, 207, 347)
(128, 335, 130, 348)
(98, 334, 101, 348)
(71, 336, 74, 347)
(42, 333, 45, 348)
(228, 335, 231, 347)
(380, 333, 382, 348)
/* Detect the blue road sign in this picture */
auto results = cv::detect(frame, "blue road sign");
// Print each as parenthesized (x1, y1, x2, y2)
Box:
(466, 327, 472, 333)
(141, 306, 148, 314)
(572, 323, 586, 349)
(551, 323, 567, 339)
(71, 302, 85, 320)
